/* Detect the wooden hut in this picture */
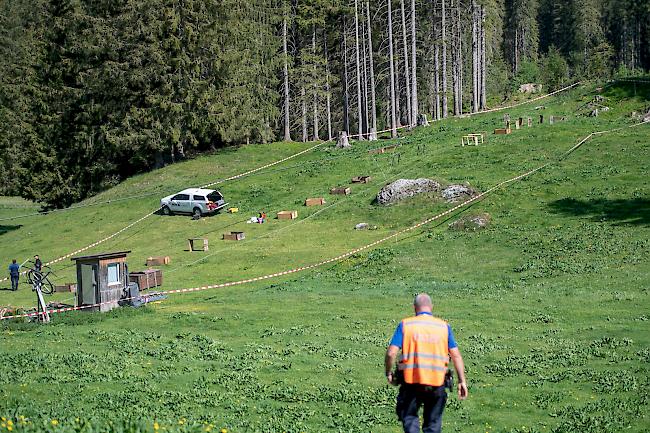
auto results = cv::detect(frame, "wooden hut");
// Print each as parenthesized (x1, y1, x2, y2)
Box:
(71, 251, 131, 313)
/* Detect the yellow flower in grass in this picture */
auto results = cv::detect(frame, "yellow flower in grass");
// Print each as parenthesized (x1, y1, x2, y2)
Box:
(51, 420, 59, 426)
(153, 422, 160, 431)
(220, 429, 228, 433)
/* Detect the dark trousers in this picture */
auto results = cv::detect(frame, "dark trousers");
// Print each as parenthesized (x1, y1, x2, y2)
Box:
(11, 275, 19, 291)
(397, 384, 447, 433)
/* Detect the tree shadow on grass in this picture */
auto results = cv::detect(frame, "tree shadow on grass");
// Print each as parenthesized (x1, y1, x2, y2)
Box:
(0, 224, 22, 236)
(548, 198, 650, 226)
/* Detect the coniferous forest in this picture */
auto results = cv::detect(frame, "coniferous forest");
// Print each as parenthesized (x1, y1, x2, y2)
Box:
(1, 0, 648, 207)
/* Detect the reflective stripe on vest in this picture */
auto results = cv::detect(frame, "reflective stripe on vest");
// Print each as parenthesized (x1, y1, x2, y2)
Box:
(398, 315, 449, 386)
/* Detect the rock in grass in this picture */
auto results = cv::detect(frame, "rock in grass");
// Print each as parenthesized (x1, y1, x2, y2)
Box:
(448, 213, 491, 231)
(441, 184, 478, 203)
(376, 178, 441, 205)
(355, 222, 377, 230)
(519, 83, 542, 93)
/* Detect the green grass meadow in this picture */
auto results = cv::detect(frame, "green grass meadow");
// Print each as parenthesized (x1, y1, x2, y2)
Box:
(1, 82, 649, 433)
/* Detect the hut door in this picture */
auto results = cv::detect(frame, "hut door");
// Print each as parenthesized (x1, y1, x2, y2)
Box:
(80, 264, 98, 305)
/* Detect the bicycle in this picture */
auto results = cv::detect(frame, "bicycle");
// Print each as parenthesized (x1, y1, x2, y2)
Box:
(25, 261, 55, 295)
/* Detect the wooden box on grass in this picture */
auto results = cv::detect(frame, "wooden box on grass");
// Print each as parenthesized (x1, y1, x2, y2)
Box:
(305, 197, 325, 206)
(129, 269, 163, 290)
(277, 210, 298, 220)
(330, 187, 351, 195)
(223, 231, 245, 241)
(146, 256, 170, 266)
(494, 128, 512, 135)
(351, 176, 371, 183)
(55, 283, 77, 293)
(188, 238, 209, 251)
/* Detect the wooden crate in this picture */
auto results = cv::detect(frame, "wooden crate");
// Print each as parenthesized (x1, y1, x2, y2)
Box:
(494, 128, 512, 135)
(188, 238, 209, 251)
(55, 283, 77, 293)
(223, 231, 245, 241)
(129, 269, 163, 290)
(351, 176, 371, 183)
(330, 187, 351, 195)
(305, 197, 325, 206)
(277, 210, 298, 220)
(146, 256, 170, 266)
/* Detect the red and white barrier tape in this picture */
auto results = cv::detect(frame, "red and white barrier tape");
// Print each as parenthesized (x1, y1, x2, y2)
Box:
(6, 120, 647, 321)
(200, 141, 327, 189)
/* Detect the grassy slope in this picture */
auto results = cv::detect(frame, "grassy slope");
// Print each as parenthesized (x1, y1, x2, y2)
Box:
(0, 82, 649, 433)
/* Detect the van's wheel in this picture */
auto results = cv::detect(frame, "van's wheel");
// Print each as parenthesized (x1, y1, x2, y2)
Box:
(162, 206, 172, 216)
(192, 207, 202, 218)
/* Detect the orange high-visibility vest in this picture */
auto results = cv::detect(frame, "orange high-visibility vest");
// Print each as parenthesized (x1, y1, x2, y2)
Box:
(398, 315, 449, 386)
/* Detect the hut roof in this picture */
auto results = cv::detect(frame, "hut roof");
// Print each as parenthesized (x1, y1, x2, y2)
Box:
(71, 251, 131, 261)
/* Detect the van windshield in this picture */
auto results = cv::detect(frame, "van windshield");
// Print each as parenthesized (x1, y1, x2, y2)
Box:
(207, 191, 223, 202)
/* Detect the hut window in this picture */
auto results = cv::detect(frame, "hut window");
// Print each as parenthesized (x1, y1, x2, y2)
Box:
(107, 263, 120, 285)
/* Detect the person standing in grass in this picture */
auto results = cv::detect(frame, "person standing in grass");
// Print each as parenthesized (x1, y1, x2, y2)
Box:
(385, 293, 468, 433)
(8, 259, 20, 291)
(34, 255, 42, 272)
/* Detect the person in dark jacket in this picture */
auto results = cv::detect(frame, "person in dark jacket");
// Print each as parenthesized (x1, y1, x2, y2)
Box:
(34, 255, 42, 272)
(8, 259, 20, 291)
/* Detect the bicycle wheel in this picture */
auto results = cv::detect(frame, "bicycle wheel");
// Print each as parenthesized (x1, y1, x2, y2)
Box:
(27, 269, 36, 286)
(40, 279, 54, 295)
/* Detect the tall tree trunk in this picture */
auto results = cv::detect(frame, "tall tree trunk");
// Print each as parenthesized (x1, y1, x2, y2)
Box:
(366, 0, 377, 138)
(395, 47, 402, 126)
(471, 0, 478, 113)
(354, 0, 364, 139)
(451, 0, 459, 115)
(410, 0, 418, 125)
(302, 86, 307, 142)
(361, 18, 369, 134)
(282, 12, 291, 141)
(457, 0, 463, 115)
(388, 0, 398, 137)
(441, 0, 448, 118)
(343, 16, 350, 134)
(514, 27, 519, 73)
(400, 0, 412, 124)
(480, 5, 487, 110)
(325, 34, 332, 141)
(431, 0, 439, 120)
(312, 26, 320, 141)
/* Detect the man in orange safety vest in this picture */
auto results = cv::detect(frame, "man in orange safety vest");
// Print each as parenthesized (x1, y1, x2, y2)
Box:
(385, 293, 468, 433)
